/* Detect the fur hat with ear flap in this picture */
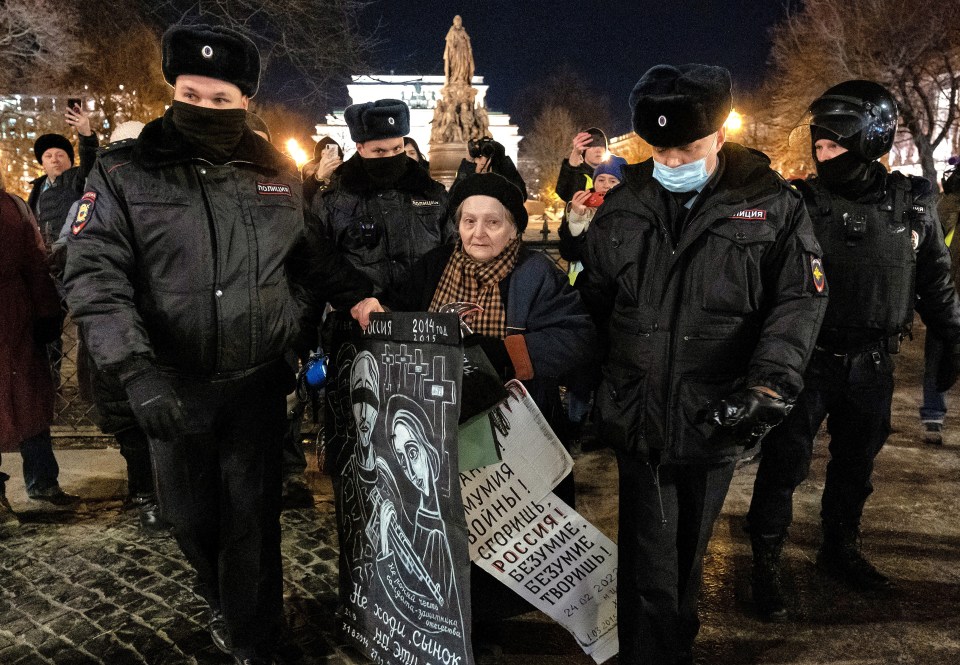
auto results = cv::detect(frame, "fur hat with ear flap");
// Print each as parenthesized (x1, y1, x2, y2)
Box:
(34, 134, 74, 164)
(344, 99, 410, 143)
(629, 63, 732, 148)
(162, 24, 261, 97)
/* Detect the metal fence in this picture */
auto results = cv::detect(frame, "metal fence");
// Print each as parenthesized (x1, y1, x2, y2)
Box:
(50, 315, 101, 437)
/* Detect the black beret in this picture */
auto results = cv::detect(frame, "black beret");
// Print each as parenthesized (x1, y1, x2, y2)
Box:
(629, 64, 732, 148)
(449, 173, 529, 234)
(344, 99, 410, 143)
(162, 24, 261, 97)
(34, 134, 74, 164)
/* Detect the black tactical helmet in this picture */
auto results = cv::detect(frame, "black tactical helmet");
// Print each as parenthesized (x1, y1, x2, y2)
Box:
(805, 80, 898, 161)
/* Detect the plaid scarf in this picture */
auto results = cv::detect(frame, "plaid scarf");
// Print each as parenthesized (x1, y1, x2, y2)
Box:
(429, 236, 522, 338)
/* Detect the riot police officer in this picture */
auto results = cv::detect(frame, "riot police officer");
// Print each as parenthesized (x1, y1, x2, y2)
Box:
(747, 80, 960, 622)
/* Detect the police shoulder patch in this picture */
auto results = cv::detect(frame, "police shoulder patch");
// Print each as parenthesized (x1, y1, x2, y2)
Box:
(71, 192, 96, 235)
(810, 256, 825, 293)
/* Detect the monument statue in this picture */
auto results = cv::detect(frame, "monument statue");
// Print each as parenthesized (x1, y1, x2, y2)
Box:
(443, 15, 474, 86)
(430, 15, 490, 186)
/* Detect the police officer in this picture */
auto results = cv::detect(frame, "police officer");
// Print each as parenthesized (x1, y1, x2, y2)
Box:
(579, 64, 828, 665)
(311, 99, 452, 295)
(746, 80, 960, 622)
(64, 25, 371, 665)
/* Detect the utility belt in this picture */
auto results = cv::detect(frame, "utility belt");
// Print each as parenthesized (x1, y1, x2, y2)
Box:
(814, 333, 903, 358)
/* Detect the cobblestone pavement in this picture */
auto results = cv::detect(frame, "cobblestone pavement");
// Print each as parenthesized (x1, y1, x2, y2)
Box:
(2, 324, 959, 664)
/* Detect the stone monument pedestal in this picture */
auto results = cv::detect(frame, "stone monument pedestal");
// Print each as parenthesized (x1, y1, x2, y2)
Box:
(429, 142, 468, 189)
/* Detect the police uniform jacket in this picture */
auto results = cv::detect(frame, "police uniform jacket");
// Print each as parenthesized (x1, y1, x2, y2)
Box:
(311, 154, 453, 296)
(580, 143, 828, 464)
(63, 115, 372, 382)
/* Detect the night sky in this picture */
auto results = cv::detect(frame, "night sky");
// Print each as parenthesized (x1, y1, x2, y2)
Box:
(357, 1, 796, 134)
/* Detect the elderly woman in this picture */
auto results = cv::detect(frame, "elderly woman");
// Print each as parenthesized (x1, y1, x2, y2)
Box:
(353, 172, 597, 656)
(352, 172, 597, 441)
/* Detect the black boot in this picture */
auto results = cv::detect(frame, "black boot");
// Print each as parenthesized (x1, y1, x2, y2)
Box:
(0, 489, 20, 537)
(128, 493, 168, 534)
(750, 533, 788, 622)
(817, 522, 890, 590)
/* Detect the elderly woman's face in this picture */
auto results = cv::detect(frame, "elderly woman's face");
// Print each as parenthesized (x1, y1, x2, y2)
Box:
(393, 422, 431, 496)
(459, 195, 517, 263)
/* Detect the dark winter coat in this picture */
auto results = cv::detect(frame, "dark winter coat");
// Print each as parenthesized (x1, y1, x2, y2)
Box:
(28, 132, 99, 247)
(64, 113, 373, 383)
(0, 192, 61, 451)
(382, 243, 598, 414)
(555, 159, 595, 203)
(311, 153, 453, 296)
(579, 143, 828, 464)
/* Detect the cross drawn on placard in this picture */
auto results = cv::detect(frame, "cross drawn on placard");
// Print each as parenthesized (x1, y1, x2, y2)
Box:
(423, 355, 457, 440)
(405, 347, 432, 396)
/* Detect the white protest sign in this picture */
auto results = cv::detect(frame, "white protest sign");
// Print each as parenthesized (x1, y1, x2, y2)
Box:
(459, 382, 619, 662)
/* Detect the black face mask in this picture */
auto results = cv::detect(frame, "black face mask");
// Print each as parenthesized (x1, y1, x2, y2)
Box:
(816, 150, 875, 195)
(362, 153, 410, 187)
(169, 101, 247, 163)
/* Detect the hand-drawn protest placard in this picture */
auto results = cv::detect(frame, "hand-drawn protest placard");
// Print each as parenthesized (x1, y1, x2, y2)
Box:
(459, 382, 619, 663)
(324, 311, 473, 665)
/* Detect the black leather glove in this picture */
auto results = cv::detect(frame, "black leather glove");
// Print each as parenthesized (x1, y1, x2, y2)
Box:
(123, 368, 187, 441)
(464, 334, 514, 381)
(703, 387, 792, 435)
(33, 315, 62, 345)
(935, 345, 960, 392)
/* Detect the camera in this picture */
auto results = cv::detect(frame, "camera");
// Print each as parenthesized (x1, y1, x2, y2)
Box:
(468, 137, 499, 160)
(66, 97, 82, 112)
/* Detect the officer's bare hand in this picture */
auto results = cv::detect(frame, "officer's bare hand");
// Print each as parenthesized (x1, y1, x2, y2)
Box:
(64, 106, 92, 137)
(351, 297, 385, 329)
(568, 132, 592, 166)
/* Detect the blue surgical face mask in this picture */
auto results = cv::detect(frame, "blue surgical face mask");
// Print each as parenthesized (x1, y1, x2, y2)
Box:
(651, 138, 717, 193)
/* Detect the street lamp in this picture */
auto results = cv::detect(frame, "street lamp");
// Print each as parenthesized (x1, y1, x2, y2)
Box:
(725, 109, 744, 133)
(286, 138, 309, 167)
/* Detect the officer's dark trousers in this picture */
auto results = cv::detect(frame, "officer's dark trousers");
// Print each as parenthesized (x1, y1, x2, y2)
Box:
(747, 348, 894, 536)
(115, 426, 154, 497)
(148, 366, 288, 652)
(617, 452, 736, 664)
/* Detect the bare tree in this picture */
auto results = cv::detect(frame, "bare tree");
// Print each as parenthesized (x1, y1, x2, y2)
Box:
(148, 0, 378, 108)
(0, 0, 82, 85)
(764, 0, 960, 183)
(59, 3, 170, 133)
(512, 64, 613, 137)
(520, 105, 578, 206)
